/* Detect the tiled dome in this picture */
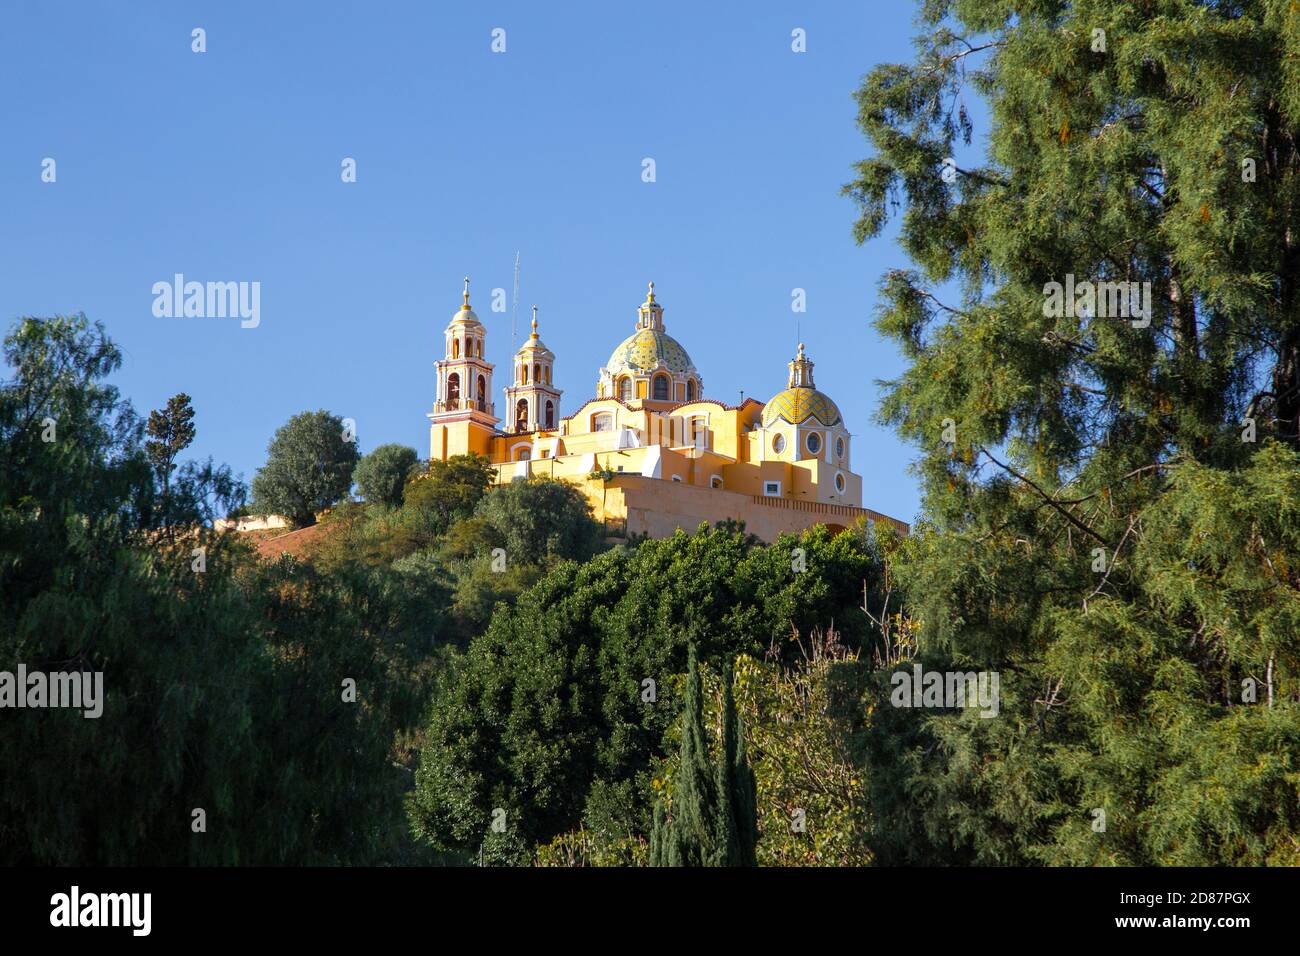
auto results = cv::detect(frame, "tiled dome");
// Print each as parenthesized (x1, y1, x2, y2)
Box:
(761, 387, 842, 427)
(606, 327, 695, 376)
(761, 343, 841, 427)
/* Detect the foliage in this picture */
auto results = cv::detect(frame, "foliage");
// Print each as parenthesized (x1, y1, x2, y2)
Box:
(250, 409, 360, 526)
(472, 476, 606, 567)
(847, 0, 1300, 865)
(403, 454, 495, 536)
(144, 392, 195, 492)
(0, 315, 427, 864)
(737, 636, 873, 866)
(408, 522, 886, 864)
(352, 443, 418, 508)
(534, 826, 648, 867)
(650, 643, 721, 866)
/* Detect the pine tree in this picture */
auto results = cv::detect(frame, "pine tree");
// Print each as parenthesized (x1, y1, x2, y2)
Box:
(144, 392, 195, 495)
(847, 0, 1300, 865)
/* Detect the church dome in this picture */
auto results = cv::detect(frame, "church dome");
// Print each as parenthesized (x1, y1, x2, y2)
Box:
(606, 326, 694, 375)
(761, 343, 842, 427)
(761, 387, 842, 427)
(604, 281, 697, 376)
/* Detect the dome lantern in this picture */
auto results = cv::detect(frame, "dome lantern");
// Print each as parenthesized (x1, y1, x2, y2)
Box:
(788, 342, 815, 388)
(761, 343, 842, 429)
(637, 281, 664, 331)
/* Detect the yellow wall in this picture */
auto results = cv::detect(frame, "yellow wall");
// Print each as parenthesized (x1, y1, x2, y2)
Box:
(590, 475, 907, 541)
(430, 419, 495, 460)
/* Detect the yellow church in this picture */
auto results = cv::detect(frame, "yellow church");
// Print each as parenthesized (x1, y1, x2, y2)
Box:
(427, 279, 908, 541)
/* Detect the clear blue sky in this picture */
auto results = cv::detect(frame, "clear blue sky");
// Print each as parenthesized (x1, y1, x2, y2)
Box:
(1, 1, 930, 523)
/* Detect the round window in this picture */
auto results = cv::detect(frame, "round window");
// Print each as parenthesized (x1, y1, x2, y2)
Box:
(836, 437, 845, 459)
(806, 432, 822, 455)
(772, 434, 786, 454)
(835, 472, 846, 493)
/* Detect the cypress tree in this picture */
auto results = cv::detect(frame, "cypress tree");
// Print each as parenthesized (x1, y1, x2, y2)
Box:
(651, 647, 759, 866)
(713, 659, 759, 866)
(653, 642, 717, 865)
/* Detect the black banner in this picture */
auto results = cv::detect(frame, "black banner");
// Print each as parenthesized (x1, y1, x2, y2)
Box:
(1, 866, 1283, 942)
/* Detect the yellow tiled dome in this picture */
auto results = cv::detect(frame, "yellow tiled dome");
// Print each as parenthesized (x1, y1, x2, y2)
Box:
(604, 281, 698, 379)
(761, 387, 842, 428)
(606, 327, 695, 376)
(762, 343, 841, 427)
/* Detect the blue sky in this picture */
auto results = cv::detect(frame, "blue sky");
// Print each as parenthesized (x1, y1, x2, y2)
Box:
(1, 1, 931, 523)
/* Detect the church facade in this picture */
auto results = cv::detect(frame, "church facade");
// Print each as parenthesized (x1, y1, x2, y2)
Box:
(427, 280, 908, 541)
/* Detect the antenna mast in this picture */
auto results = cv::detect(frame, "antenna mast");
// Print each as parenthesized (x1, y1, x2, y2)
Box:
(511, 252, 520, 353)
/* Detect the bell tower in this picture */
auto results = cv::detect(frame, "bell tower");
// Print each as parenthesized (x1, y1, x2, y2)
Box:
(503, 305, 562, 433)
(429, 277, 499, 460)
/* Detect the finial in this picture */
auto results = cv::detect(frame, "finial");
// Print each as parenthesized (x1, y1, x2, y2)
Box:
(646, 280, 656, 304)
(797, 341, 806, 357)
(531, 305, 538, 337)
(462, 276, 471, 309)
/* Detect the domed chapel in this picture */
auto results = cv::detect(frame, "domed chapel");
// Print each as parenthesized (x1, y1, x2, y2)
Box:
(427, 280, 907, 541)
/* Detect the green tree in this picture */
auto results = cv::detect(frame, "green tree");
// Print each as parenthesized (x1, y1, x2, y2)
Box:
(847, 0, 1300, 865)
(403, 453, 495, 536)
(651, 651, 759, 867)
(650, 643, 718, 866)
(251, 409, 360, 526)
(716, 659, 759, 866)
(409, 523, 881, 864)
(473, 476, 605, 566)
(352, 443, 418, 508)
(0, 315, 418, 865)
(145, 392, 196, 495)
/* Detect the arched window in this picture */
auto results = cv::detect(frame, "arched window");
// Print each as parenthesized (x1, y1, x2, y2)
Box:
(521, 365, 529, 385)
(653, 374, 670, 401)
(515, 446, 531, 462)
(618, 377, 632, 402)
(534, 363, 541, 383)
(545, 366, 551, 384)
(515, 399, 529, 432)
(592, 413, 613, 432)
(476, 339, 482, 357)
(477, 376, 486, 410)
(452, 339, 460, 359)
(545, 400, 555, 429)
(686, 379, 695, 401)
(447, 372, 460, 405)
